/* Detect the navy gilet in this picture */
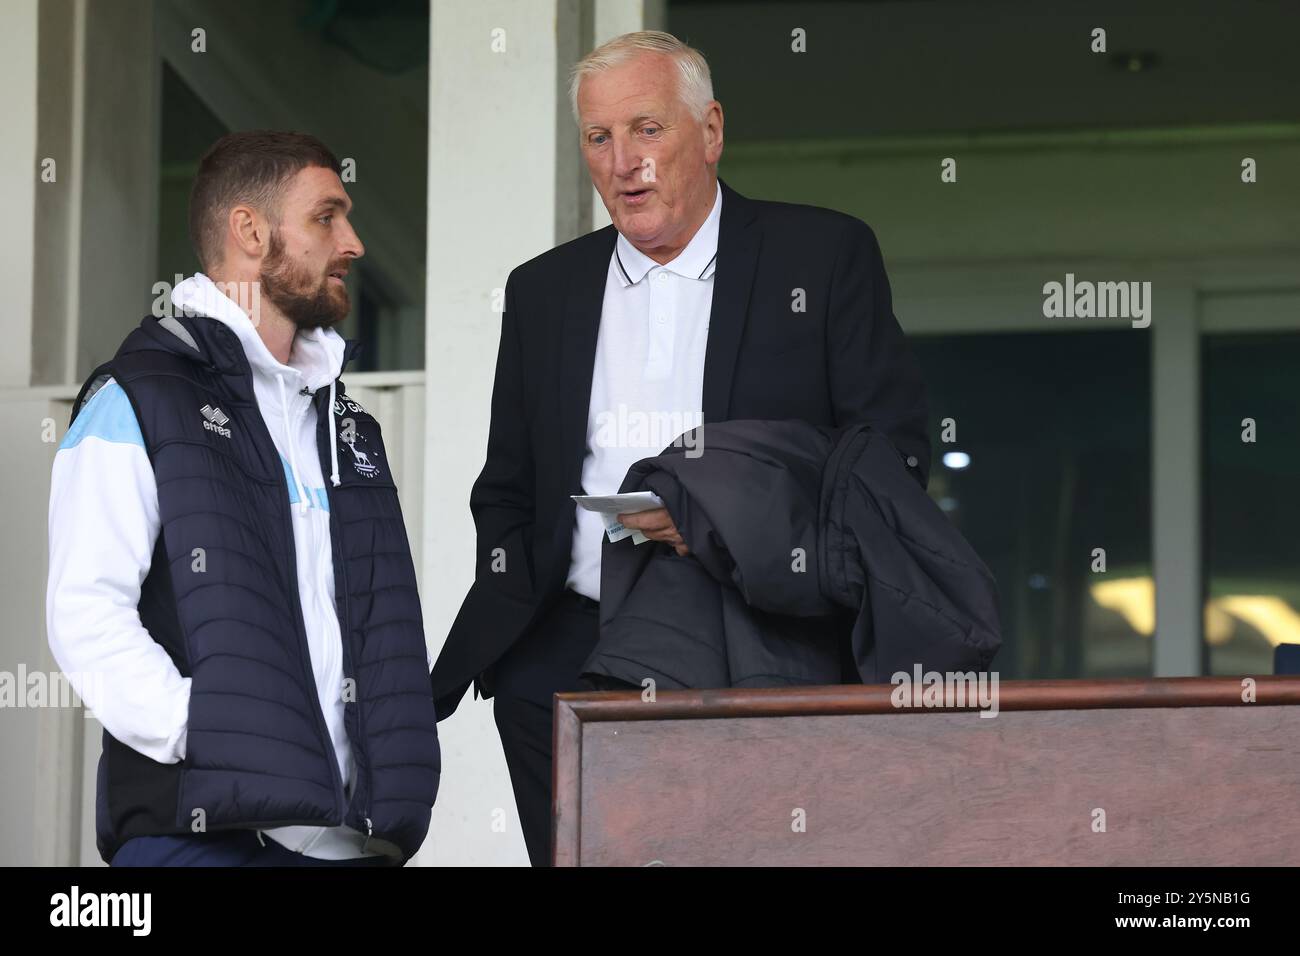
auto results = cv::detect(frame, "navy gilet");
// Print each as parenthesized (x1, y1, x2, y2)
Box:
(69, 311, 440, 863)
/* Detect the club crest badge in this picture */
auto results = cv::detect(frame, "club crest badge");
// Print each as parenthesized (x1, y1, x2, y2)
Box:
(340, 429, 382, 479)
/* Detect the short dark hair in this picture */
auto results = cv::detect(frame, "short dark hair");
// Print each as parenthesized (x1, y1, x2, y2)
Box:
(188, 130, 342, 272)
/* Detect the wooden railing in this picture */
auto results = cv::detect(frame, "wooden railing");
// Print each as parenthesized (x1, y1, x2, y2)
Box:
(554, 676, 1300, 866)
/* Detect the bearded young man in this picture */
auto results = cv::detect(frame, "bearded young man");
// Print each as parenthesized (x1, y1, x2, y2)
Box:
(45, 130, 440, 866)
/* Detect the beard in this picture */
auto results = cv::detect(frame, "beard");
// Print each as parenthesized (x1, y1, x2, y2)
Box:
(258, 229, 351, 331)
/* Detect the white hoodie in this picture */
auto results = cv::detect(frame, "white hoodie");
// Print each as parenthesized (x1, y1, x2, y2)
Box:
(46, 273, 420, 861)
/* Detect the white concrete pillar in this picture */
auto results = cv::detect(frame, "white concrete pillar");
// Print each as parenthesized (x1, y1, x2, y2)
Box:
(1152, 285, 1202, 676)
(421, 0, 658, 867)
(0, 0, 39, 387)
(423, 0, 578, 867)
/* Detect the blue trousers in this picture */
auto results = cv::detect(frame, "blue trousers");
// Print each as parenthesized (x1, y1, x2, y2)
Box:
(110, 829, 398, 867)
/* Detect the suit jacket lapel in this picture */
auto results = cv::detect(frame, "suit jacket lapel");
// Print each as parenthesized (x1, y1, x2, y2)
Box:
(559, 226, 617, 494)
(703, 179, 761, 423)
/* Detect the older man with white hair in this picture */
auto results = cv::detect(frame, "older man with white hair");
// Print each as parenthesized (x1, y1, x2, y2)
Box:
(432, 30, 931, 866)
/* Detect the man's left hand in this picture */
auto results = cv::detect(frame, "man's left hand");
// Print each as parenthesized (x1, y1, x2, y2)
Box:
(617, 507, 689, 556)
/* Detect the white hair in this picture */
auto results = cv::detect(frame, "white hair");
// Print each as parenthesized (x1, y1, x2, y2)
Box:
(569, 30, 714, 125)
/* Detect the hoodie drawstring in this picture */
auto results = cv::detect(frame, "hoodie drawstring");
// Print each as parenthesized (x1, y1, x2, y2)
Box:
(277, 375, 310, 516)
(328, 379, 341, 488)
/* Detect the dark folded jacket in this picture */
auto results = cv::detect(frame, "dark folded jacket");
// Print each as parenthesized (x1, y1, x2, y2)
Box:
(582, 420, 1001, 690)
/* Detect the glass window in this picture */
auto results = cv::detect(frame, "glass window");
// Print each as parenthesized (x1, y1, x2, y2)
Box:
(1202, 331, 1300, 675)
(911, 330, 1152, 680)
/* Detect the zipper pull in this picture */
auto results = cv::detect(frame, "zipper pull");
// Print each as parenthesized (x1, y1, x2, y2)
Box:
(362, 816, 373, 853)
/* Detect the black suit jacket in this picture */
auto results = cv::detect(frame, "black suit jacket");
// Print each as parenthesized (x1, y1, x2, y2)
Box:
(430, 180, 930, 720)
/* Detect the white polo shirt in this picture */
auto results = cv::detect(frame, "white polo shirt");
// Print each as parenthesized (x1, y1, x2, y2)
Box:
(566, 182, 722, 601)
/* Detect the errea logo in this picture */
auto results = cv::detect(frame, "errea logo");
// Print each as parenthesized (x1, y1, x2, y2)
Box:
(200, 404, 231, 438)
